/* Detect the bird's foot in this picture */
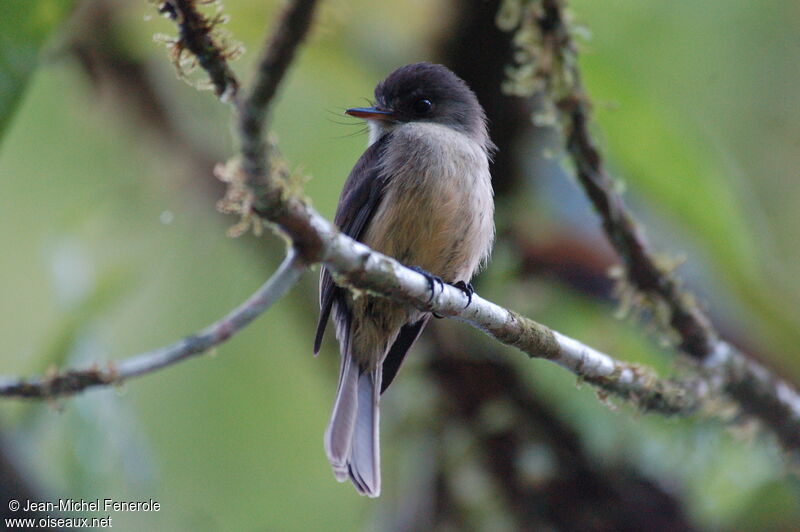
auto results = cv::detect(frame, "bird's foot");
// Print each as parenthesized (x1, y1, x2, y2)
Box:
(408, 266, 445, 304)
(452, 281, 474, 308)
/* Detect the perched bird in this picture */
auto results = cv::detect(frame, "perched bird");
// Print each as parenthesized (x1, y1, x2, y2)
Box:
(314, 62, 495, 497)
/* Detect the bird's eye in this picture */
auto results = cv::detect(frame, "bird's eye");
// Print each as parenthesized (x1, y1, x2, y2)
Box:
(413, 98, 433, 114)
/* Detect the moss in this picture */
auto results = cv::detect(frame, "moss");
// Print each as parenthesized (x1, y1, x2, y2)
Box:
(215, 157, 261, 237)
(152, 0, 242, 95)
(214, 134, 310, 240)
(507, 311, 560, 358)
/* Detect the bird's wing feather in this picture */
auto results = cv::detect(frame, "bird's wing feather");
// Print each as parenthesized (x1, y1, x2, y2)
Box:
(314, 135, 392, 353)
(380, 316, 430, 393)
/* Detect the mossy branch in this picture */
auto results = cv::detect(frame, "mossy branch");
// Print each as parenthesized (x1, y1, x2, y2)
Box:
(497, 0, 800, 457)
(156, 0, 241, 100)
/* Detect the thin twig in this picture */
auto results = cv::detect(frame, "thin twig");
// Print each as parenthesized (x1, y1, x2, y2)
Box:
(0, 251, 305, 398)
(503, 0, 800, 452)
(239, 0, 319, 185)
(159, 0, 240, 99)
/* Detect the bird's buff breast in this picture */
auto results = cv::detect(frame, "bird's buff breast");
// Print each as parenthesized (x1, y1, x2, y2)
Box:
(361, 122, 495, 284)
(345, 122, 494, 366)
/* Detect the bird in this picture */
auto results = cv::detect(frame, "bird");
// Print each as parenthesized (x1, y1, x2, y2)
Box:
(314, 62, 495, 497)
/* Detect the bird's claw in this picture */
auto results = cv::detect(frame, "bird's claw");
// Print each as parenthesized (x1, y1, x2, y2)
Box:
(409, 266, 445, 304)
(452, 280, 474, 308)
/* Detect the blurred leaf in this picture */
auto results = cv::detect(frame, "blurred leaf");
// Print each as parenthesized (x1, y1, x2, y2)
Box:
(0, 0, 76, 142)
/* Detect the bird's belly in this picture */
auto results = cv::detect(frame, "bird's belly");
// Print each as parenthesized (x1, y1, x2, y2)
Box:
(345, 123, 494, 366)
(362, 170, 493, 283)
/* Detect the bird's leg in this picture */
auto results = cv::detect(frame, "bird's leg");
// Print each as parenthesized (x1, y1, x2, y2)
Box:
(452, 281, 474, 308)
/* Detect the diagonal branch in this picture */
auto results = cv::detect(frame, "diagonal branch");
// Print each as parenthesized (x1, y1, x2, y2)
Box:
(0, 251, 305, 399)
(316, 228, 707, 416)
(500, 0, 800, 453)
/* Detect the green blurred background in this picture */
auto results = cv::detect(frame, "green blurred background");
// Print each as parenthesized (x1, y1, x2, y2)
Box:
(1, 0, 799, 530)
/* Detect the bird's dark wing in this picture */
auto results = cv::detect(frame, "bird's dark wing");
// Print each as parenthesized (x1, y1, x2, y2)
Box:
(314, 135, 392, 354)
(380, 316, 430, 393)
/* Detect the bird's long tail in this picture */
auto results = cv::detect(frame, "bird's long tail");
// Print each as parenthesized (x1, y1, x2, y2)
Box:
(324, 352, 382, 497)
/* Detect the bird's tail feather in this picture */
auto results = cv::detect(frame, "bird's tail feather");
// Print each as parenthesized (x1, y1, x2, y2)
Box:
(348, 369, 381, 496)
(325, 352, 359, 482)
(324, 355, 382, 497)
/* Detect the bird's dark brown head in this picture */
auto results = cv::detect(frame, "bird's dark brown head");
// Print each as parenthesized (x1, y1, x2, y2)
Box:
(347, 63, 490, 146)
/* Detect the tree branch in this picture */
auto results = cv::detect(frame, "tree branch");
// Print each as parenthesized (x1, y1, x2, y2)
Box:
(499, 0, 800, 453)
(0, 251, 305, 398)
(239, 0, 319, 190)
(303, 223, 709, 416)
(158, 0, 240, 100)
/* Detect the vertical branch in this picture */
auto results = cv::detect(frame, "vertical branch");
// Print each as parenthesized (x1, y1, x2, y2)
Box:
(230, 0, 324, 261)
(238, 0, 319, 188)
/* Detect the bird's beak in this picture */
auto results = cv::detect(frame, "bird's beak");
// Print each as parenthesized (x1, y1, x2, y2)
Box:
(345, 107, 396, 121)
